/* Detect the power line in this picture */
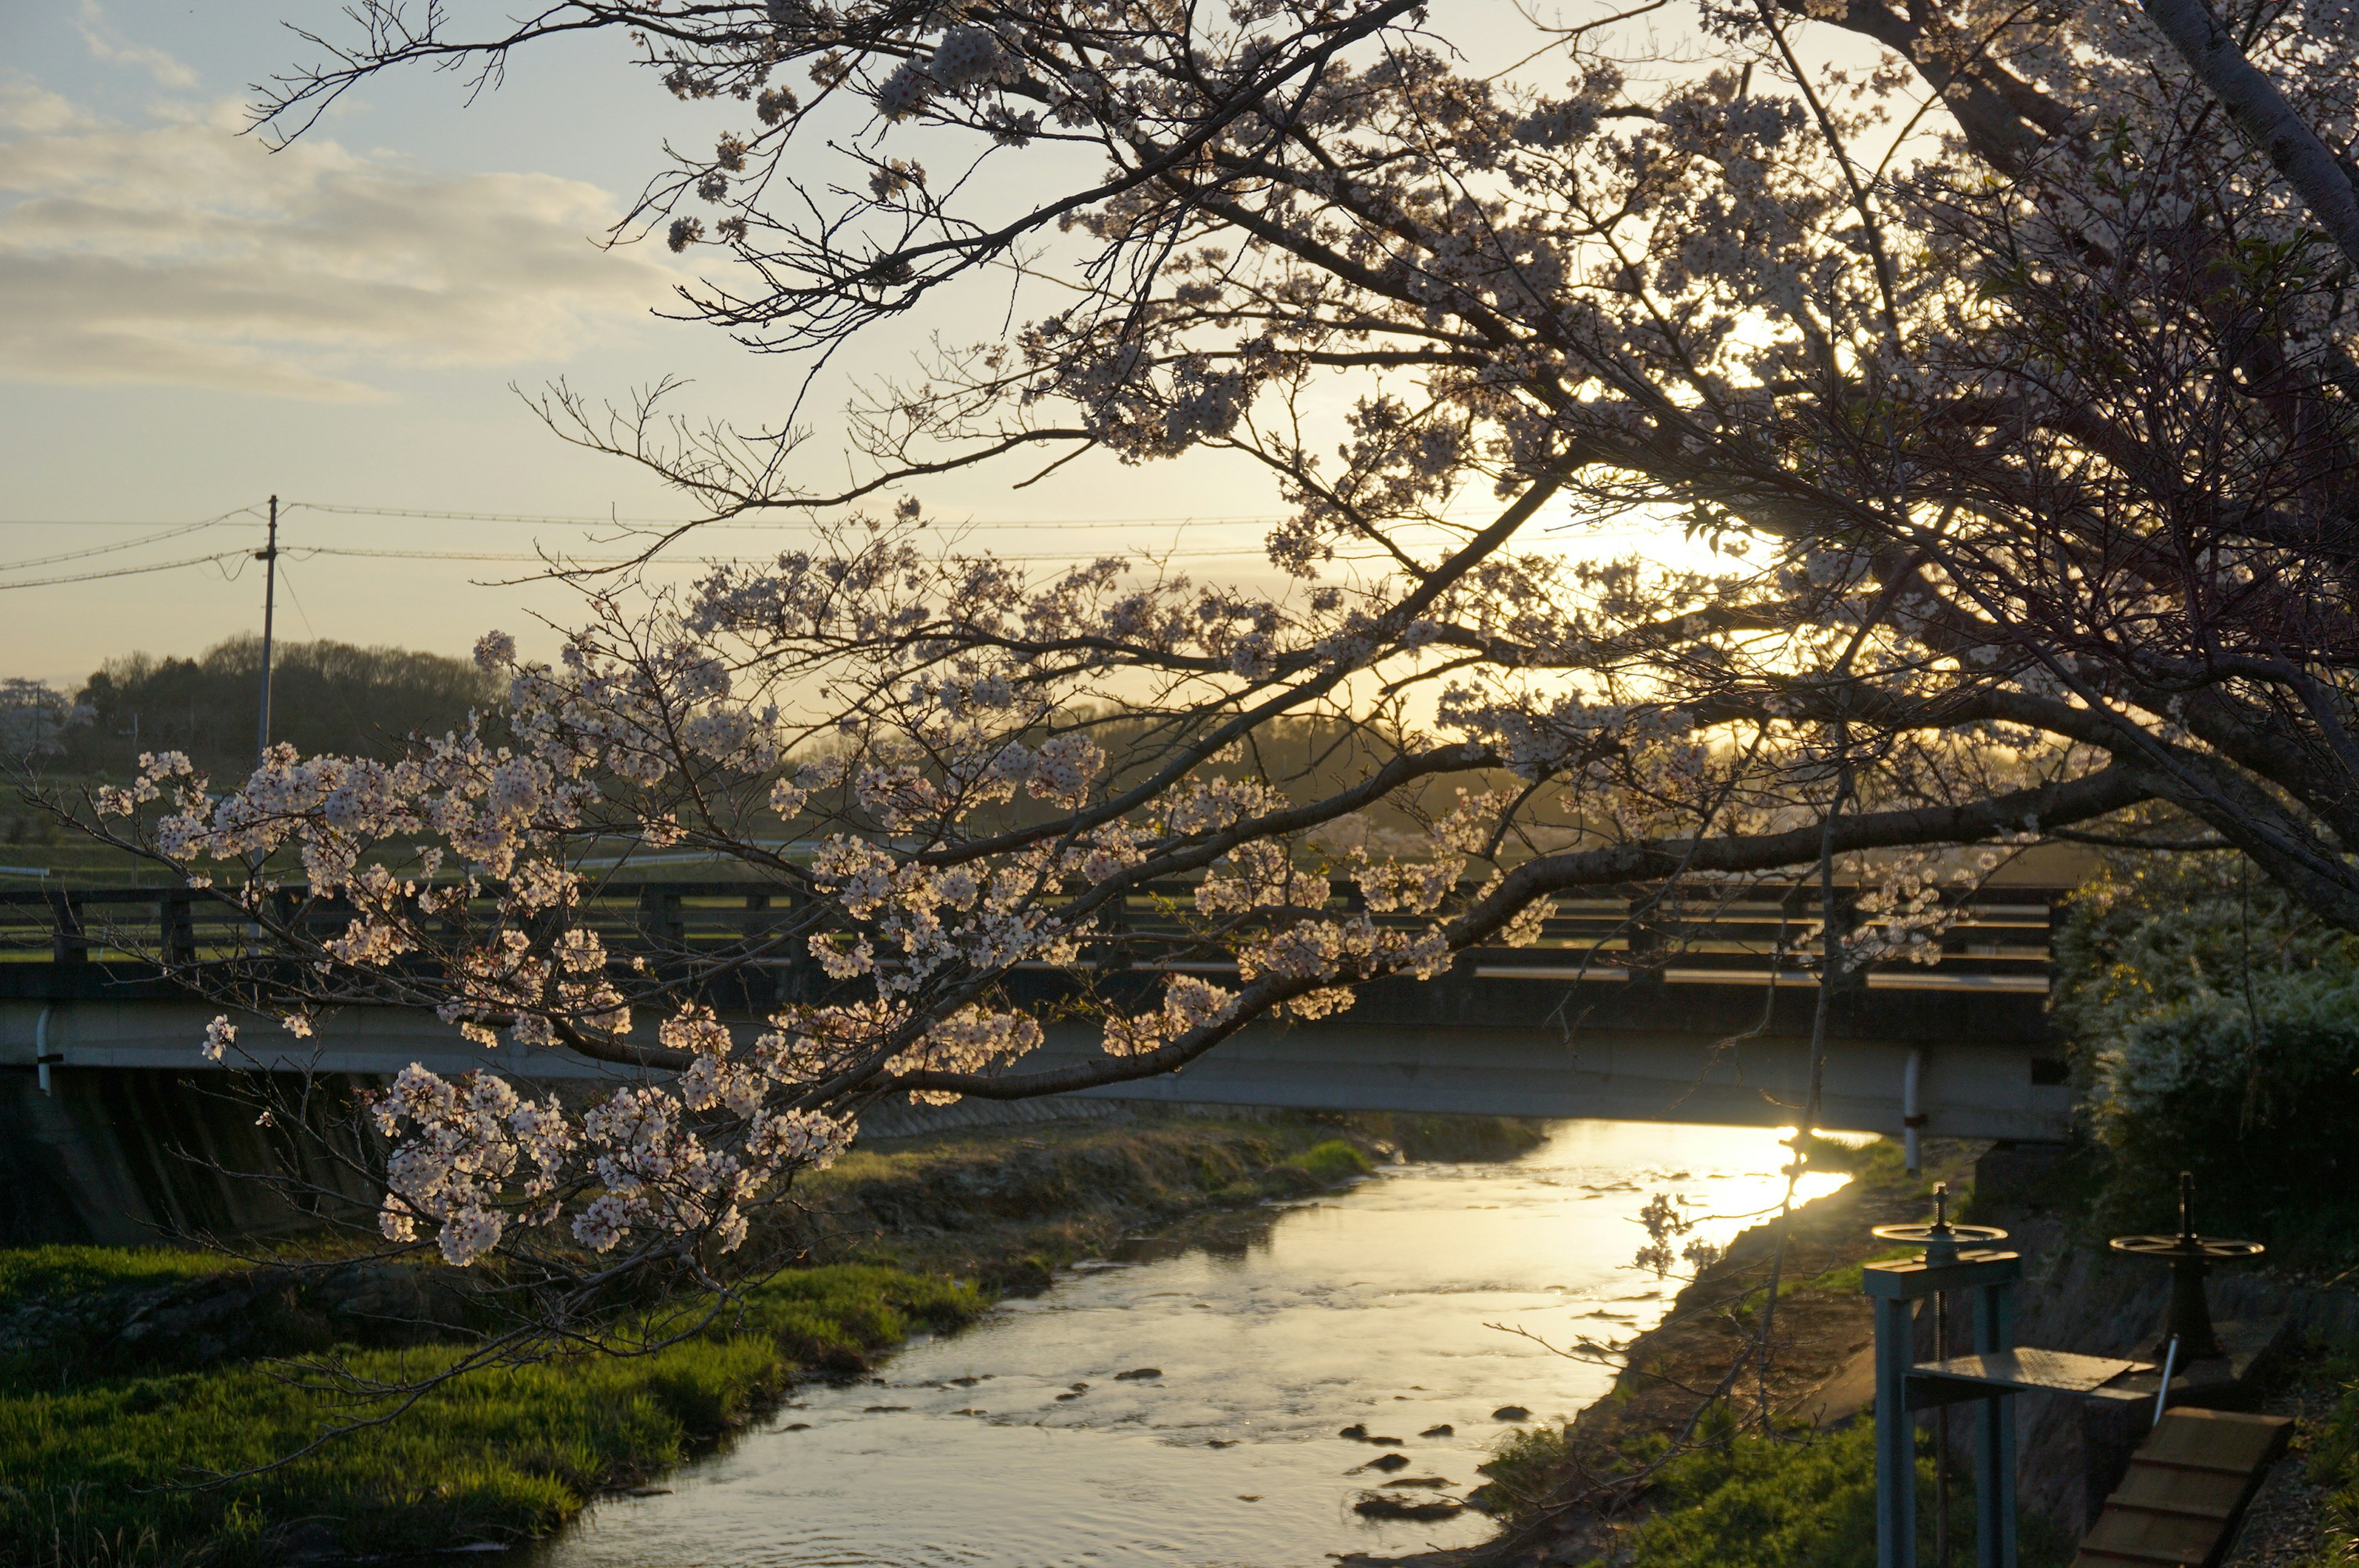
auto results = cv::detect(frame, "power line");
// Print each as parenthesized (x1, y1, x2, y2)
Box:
(291, 544, 1294, 565)
(0, 549, 251, 591)
(0, 538, 1290, 586)
(287, 501, 1459, 532)
(0, 509, 1296, 538)
(0, 496, 1458, 593)
(0, 512, 1289, 533)
(291, 502, 698, 526)
(0, 515, 249, 573)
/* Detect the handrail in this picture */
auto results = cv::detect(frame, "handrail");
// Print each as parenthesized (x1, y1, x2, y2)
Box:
(0, 880, 2074, 992)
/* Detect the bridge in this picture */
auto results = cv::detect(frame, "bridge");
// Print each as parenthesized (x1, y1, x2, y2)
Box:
(0, 880, 2073, 1244)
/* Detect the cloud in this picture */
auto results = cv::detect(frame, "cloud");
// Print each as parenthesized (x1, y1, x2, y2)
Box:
(0, 82, 680, 400)
(77, 1, 199, 90)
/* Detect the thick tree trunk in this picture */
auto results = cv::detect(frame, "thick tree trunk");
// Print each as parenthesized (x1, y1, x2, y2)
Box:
(2137, 0, 2359, 271)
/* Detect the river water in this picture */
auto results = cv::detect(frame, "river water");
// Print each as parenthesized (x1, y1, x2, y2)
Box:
(517, 1119, 1847, 1568)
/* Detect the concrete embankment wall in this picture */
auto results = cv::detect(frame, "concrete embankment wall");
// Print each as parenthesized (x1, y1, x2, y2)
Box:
(0, 1067, 380, 1245)
(0, 1064, 1281, 1247)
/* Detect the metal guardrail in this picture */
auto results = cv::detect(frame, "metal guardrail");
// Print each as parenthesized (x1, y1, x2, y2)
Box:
(0, 880, 2070, 994)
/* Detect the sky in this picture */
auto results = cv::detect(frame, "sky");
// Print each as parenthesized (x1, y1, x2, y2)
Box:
(0, 1, 1734, 693)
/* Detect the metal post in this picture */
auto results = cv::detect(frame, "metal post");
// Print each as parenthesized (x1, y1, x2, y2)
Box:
(1870, 1190, 2016, 1568)
(1973, 1279, 2018, 1568)
(1936, 1286, 1952, 1568)
(1903, 1047, 1925, 1175)
(1625, 891, 1663, 983)
(1875, 1293, 1919, 1568)
(161, 891, 197, 966)
(47, 889, 84, 966)
(256, 494, 279, 768)
(33, 1004, 56, 1094)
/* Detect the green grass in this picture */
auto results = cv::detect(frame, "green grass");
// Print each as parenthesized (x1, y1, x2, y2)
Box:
(1508, 1422, 2068, 1568)
(1279, 1139, 1374, 1184)
(2294, 1356, 2359, 1565)
(0, 1246, 235, 1306)
(1796, 1131, 1905, 1180)
(1792, 1245, 1925, 1299)
(0, 1115, 1476, 1564)
(1590, 1424, 1904, 1568)
(0, 1262, 980, 1567)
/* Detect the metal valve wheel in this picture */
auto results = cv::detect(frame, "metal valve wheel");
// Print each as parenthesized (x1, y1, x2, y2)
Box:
(1872, 1182, 2009, 1263)
(2109, 1172, 2263, 1362)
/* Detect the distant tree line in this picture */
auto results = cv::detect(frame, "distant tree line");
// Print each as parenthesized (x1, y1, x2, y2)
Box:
(6, 636, 501, 780)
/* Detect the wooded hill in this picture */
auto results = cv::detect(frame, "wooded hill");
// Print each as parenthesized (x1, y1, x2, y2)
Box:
(63, 636, 499, 781)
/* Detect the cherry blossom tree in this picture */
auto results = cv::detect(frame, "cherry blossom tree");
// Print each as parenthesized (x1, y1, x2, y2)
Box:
(77, 0, 2357, 1311)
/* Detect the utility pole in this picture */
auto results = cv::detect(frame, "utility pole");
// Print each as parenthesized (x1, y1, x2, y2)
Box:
(256, 494, 279, 768)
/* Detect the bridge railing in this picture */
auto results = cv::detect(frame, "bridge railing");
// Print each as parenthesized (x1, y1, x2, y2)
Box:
(0, 878, 2070, 995)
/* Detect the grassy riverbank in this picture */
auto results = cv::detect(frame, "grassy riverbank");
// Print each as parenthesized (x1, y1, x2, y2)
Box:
(0, 1109, 1540, 1567)
(4, 1262, 979, 1567)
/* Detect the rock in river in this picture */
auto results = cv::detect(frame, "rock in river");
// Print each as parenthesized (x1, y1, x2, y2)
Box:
(1492, 1405, 1532, 1421)
(1353, 1494, 1464, 1522)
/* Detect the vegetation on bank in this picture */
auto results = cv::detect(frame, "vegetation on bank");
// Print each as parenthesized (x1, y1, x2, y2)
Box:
(2, 1263, 977, 1567)
(2299, 1359, 2359, 1562)
(1485, 1418, 2072, 1568)
(1280, 1138, 1376, 1185)
(0, 1110, 1541, 1567)
(2054, 853, 2359, 1265)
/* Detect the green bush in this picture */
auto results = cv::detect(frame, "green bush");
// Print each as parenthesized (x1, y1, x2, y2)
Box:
(1280, 1140, 1374, 1184)
(2053, 856, 2359, 1248)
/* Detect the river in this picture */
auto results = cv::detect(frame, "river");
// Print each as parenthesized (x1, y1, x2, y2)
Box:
(512, 1118, 1847, 1568)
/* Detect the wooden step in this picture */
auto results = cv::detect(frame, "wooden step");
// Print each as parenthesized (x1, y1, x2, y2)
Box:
(2070, 1409, 2291, 1568)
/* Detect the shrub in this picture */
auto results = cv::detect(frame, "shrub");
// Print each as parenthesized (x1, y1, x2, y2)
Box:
(1280, 1140, 1374, 1184)
(2054, 856, 2359, 1245)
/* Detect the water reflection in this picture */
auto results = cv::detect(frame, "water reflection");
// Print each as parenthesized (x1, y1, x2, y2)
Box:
(514, 1119, 1846, 1568)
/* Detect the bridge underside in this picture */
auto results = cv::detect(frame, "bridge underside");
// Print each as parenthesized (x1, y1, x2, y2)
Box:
(1, 986, 2067, 1243)
(1038, 1023, 2068, 1142)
